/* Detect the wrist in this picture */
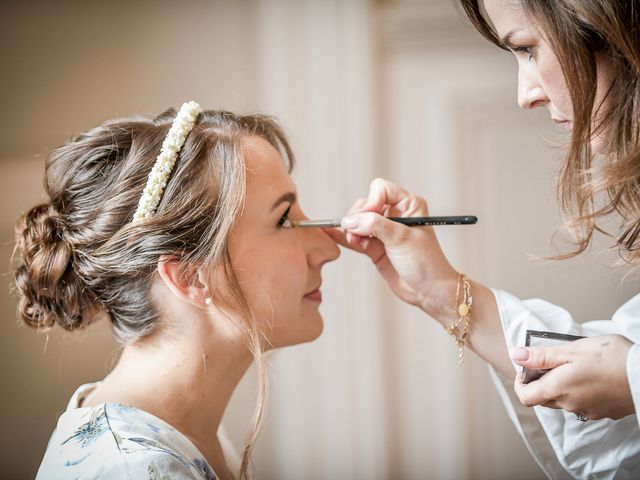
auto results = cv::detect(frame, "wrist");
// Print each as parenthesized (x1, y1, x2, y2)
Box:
(419, 269, 459, 327)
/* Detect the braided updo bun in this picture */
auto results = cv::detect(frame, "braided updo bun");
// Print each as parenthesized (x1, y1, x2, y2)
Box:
(13, 203, 98, 331)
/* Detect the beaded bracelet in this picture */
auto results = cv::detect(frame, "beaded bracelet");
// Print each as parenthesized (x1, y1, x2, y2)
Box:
(445, 273, 473, 365)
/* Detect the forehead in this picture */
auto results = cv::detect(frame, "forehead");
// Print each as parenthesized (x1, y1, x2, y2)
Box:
(483, 0, 532, 36)
(241, 135, 294, 203)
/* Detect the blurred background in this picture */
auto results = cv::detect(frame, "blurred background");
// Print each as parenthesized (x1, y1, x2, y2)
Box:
(1, 0, 635, 479)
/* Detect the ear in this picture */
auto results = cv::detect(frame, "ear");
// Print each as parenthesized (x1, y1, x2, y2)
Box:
(157, 254, 210, 307)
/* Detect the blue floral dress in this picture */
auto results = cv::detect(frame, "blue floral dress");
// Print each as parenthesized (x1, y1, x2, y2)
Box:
(36, 383, 217, 479)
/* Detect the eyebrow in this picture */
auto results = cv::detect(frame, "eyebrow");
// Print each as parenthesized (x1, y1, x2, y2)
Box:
(500, 30, 517, 48)
(270, 191, 297, 212)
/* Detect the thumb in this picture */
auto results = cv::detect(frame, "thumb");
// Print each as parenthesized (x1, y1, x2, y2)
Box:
(341, 212, 409, 246)
(510, 346, 570, 370)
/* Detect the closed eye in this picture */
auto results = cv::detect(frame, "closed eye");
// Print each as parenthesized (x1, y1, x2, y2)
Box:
(511, 46, 534, 61)
(277, 205, 293, 228)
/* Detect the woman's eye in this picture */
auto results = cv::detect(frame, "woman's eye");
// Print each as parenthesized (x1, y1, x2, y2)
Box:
(512, 46, 534, 61)
(277, 206, 293, 229)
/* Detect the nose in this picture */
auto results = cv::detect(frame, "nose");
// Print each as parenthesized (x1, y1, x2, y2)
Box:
(517, 64, 548, 110)
(300, 226, 341, 270)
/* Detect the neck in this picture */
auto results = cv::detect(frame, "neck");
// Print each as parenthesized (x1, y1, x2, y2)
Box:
(91, 309, 253, 474)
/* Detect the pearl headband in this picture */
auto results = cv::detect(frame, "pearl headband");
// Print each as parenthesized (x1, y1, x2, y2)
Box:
(132, 101, 202, 222)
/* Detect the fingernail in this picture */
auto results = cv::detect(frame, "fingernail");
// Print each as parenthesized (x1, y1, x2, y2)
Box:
(361, 238, 370, 249)
(346, 232, 353, 243)
(341, 216, 359, 229)
(510, 347, 529, 361)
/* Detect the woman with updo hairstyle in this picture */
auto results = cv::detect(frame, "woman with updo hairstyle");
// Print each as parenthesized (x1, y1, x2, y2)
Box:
(14, 102, 340, 479)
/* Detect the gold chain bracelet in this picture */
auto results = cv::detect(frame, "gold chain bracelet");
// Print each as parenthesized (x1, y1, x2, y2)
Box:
(445, 273, 473, 365)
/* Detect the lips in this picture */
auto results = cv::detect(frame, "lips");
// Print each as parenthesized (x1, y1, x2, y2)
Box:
(552, 118, 573, 131)
(303, 286, 322, 302)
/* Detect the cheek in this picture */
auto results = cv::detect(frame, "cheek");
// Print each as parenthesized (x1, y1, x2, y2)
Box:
(264, 245, 307, 300)
(234, 237, 308, 318)
(540, 57, 572, 114)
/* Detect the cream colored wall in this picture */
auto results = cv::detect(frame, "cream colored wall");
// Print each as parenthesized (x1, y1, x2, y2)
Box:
(1, 1, 634, 479)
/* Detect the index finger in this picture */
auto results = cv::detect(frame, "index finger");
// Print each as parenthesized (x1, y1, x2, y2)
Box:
(513, 372, 555, 408)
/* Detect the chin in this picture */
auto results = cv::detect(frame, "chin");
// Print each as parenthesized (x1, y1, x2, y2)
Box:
(304, 319, 324, 343)
(303, 312, 325, 342)
(265, 315, 324, 350)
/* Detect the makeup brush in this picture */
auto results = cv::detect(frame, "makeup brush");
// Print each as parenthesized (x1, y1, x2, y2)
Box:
(292, 215, 478, 228)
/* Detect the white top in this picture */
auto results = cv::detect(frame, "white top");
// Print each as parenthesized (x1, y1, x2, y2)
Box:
(491, 289, 640, 479)
(36, 383, 219, 480)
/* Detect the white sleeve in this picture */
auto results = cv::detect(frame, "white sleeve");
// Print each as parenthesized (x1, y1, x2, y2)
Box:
(628, 344, 640, 431)
(490, 289, 640, 480)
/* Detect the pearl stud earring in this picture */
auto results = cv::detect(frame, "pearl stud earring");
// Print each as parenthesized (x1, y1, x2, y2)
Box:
(205, 297, 213, 306)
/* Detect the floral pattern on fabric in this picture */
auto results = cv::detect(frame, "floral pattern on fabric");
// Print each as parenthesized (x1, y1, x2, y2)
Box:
(62, 406, 112, 448)
(36, 383, 217, 480)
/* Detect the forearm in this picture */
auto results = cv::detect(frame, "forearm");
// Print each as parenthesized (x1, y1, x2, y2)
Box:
(423, 276, 515, 379)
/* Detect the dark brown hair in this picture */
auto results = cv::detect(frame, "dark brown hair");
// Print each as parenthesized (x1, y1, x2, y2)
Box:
(458, 0, 640, 262)
(12, 107, 295, 479)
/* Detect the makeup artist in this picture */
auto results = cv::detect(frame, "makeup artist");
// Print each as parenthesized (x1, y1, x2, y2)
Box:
(331, 0, 640, 478)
